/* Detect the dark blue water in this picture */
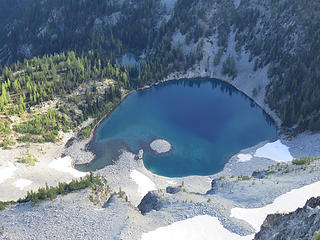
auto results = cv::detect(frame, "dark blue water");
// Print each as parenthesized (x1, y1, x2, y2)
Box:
(77, 79, 277, 177)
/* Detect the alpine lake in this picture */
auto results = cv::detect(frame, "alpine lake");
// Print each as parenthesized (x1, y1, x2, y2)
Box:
(76, 78, 277, 177)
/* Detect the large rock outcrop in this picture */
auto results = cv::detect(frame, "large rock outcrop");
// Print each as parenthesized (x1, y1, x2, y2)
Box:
(254, 197, 320, 240)
(88, 177, 112, 207)
(137, 192, 164, 215)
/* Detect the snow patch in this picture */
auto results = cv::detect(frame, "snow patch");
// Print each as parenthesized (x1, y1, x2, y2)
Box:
(141, 215, 254, 240)
(130, 170, 156, 197)
(237, 154, 253, 162)
(231, 181, 320, 231)
(49, 156, 87, 178)
(254, 140, 293, 162)
(13, 179, 32, 190)
(0, 162, 16, 184)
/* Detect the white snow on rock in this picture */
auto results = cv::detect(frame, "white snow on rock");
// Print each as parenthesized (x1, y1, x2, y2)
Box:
(254, 140, 293, 162)
(150, 139, 172, 154)
(49, 156, 87, 178)
(231, 181, 320, 231)
(0, 162, 16, 184)
(13, 179, 32, 190)
(141, 215, 254, 240)
(237, 154, 253, 162)
(130, 170, 156, 197)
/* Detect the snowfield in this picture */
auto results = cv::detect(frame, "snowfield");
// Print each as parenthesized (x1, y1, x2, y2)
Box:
(231, 181, 320, 231)
(49, 156, 87, 178)
(0, 162, 16, 184)
(13, 178, 32, 190)
(141, 215, 254, 240)
(254, 140, 293, 162)
(130, 170, 157, 197)
(237, 153, 253, 162)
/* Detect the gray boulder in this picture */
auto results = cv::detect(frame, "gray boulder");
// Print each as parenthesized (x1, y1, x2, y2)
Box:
(166, 186, 182, 194)
(138, 192, 163, 215)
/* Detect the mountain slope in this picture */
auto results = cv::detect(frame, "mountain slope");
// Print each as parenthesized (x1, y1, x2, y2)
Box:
(0, 0, 320, 134)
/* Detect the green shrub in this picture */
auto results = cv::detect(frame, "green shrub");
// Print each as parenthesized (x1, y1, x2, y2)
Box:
(292, 157, 318, 165)
(0, 137, 15, 149)
(252, 88, 258, 97)
(17, 134, 32, 143)
(80, 125, 93, 140)
(16, 172, 101, 205)
(292, 158, 307, 165)
(214, 48, 223, 66)
(17, 151, 38, 166)
(238, 175, 250, 181)
(0, 201, 15, 210)
(0, 173, 102, 211)
(0, 120, 11, 137)
(13, 110, 70, 143)
(222, 54, 238, 79)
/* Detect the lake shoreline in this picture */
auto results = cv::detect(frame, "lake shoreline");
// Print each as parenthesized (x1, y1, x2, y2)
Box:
(76, 73, 281, 167)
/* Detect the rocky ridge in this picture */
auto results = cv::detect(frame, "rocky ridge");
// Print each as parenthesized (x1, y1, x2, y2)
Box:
(254, 196, 320, 240)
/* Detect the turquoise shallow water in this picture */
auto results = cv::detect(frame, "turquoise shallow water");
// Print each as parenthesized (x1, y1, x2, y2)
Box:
(77, 78, 277, 177)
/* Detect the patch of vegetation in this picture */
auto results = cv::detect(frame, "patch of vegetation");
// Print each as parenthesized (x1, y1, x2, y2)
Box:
(79, 101, 118, 140)
(0, 172, 102, 211)
(0, 120, 10, 137)
(222, 54, 238, 79)
(315, 231, 320, 240)
(238, 175, 250, 181)
(214, 48, 224, 66)
(13, 110, 69, 143)
(259, 157, 320, 177)
(0, 137, 15, 149)
(265, 169, 275, 175)
(292, 157, 318, 165)
(252, 88, 258, 97)
(18, 173, 102, 204)
(0, 201, 15, 211)
(0, 50, 130, 145)
(17, 151, 38, 166)
(118, 188, 127, 200)
(79, 125, 93, 140)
